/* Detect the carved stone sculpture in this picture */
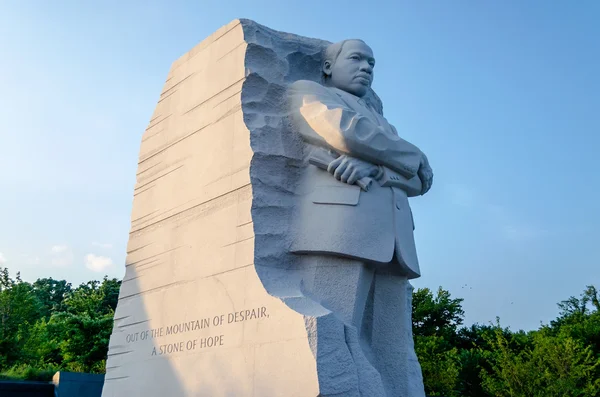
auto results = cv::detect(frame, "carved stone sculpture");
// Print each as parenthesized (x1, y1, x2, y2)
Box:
(283, 38, 433, 396)
(101, 20, 431, 397)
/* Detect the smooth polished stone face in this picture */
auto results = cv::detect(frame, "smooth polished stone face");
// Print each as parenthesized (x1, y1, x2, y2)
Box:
(325, 40, 375, 98)
(101, 20, 321, 397)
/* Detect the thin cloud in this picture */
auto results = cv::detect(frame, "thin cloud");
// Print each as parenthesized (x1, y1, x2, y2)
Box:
(50, 245, 73, 267)
(0, 252, 6, 265)
(92, 242, 113, 249)
(20, 254, 40, 265)
(51, 245, 68, 253)
(85, 254, 114, 272)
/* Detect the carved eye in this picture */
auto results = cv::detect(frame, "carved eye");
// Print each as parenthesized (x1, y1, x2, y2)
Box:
(350, 55, 360, 60)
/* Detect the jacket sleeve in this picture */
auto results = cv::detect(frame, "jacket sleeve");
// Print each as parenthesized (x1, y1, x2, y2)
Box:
(376, 166, 423, 197)
(288, 80, 422, 179)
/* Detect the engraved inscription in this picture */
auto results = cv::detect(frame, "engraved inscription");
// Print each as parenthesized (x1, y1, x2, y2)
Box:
(123, 306, 270, 356)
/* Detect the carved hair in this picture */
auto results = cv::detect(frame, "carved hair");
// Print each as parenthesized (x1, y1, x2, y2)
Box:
(322, 39, 365, 74)
(321, 39, 383, 116)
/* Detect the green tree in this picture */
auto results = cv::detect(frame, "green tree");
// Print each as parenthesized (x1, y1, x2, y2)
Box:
(549, 286, 600, 354)
(454, 324, 501, 397)
(413, 287, 466, 396)
(413, 286, 465, 340)
(47, 311, 114, 373)
(32, 278, 72, 319)
(64, 277, 120, 317)
(0, 269, 121, 377)
(0, 268, 42, 369)
(415, 334, 460, 396)
(18, 318, 60, 366)
(481, 324, 600, 396)
(48, 277, 121, 372)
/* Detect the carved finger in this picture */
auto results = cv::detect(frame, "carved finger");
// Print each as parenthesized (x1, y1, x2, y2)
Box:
(340, 164, 354, 183)
(333, 159, 349, 180)
(347, 168, 362, 185)
(368, 165, 379, 177)
(327, 156, 344, 174)
(422, 177, 433, 195)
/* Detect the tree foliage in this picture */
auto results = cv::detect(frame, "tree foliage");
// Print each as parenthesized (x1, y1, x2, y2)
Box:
(0, 267, 120, 378)
(413, 286, 465, 340)
(412, 284, 600, 396)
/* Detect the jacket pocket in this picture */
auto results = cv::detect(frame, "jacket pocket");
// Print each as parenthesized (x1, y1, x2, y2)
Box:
(310, 185, 360, 206)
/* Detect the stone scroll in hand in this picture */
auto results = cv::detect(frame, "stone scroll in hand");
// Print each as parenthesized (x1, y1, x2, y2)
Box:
(308, 148, 373, 192)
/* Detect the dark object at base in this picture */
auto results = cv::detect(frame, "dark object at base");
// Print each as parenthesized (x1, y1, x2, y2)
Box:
(53, 371, 105, 397)
(0, 380, 54, 397)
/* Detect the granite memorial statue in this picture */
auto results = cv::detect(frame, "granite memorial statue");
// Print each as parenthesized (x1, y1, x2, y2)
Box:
(101, 20, 433, 397)
(287, 39, 433, 396)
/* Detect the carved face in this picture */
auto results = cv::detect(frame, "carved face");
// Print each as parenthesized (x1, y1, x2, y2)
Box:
(324, 40, 375, 98)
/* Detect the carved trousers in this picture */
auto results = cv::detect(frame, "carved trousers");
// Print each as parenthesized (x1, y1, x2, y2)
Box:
(298, 255, 425, 397)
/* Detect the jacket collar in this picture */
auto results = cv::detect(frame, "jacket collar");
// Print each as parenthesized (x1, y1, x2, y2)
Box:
(330, 87, 381, 125)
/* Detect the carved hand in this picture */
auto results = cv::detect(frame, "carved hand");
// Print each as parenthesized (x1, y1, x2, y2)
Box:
(418, 153, 434, 195)
(327, 155, 379, 186)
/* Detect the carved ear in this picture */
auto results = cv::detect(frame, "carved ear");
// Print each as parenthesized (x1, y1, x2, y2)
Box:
(323, 60, 332, 77)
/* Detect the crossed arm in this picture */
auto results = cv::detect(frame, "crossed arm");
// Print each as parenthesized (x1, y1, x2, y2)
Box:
(288, 80, 433, 195)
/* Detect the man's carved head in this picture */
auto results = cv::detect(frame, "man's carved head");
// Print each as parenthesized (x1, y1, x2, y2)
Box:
(322, 39, 375, 98)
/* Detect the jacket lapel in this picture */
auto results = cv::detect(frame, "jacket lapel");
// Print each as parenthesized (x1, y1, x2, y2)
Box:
(332, 88, 382, 126)
(332, 87, 401, 140)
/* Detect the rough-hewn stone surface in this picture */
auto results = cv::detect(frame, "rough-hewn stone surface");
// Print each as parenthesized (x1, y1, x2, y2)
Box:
(244, 20, 425, 397)
(103, 19, 425, 397)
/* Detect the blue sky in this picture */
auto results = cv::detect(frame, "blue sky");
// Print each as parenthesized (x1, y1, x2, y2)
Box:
(0, 1, 598, 331)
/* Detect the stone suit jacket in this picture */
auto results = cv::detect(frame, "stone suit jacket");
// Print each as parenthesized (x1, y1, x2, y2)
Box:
(287, 80, 425, 279)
